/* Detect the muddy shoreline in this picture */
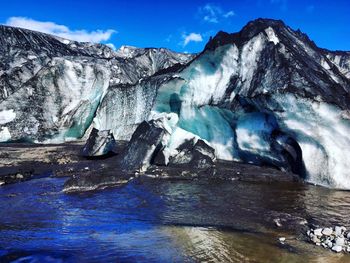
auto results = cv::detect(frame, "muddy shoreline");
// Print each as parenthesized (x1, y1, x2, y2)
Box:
(0, 141, 300, 187)
(0, 141, 125, 184)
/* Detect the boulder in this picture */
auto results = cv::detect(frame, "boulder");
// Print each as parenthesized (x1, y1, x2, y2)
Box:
(332, 245, 343, 253)
(153, 145, 169, 166)
(169, 138, 216, 169)
(119, 115, 216, 172)
(81, 128, 117, 157)
(313, 228, 323, 237)
(335, 237, 345, 246)
(322, 228, 333, 236)
(335, 226, 345, 236)
(119, 119, 170, 172)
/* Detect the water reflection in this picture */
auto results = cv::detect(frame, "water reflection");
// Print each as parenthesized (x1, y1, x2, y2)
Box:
(165, 225, 350, 263)
(302, 187, 350, 227)
(1, 177, 350, 262)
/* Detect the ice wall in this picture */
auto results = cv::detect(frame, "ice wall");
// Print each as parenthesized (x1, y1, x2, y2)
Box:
(151, 45, 241, 160)
(271, 94, 350, 188)
(0, 58, 110, 142)
(93, 81, 159, 140)
(147, 33, 350, 188)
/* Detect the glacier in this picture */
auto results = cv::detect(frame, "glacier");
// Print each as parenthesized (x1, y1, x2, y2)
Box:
(118, 19, 350, 188)
(0, 25, 193, 142)
(1, 19, 350, 189)
(271, 94, 350, 188)
(0, 57, 110, 142)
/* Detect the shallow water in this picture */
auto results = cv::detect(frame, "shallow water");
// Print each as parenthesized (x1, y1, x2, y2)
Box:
(1, 177, 350, 262)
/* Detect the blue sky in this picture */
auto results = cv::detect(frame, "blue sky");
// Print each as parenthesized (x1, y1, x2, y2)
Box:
(1, 0, 349, 53)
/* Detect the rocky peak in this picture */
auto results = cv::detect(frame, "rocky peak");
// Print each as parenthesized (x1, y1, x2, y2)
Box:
(0, 25, 118, 59)
(204, 18, 306, 51)
(239, 18, 286, 37)
(0, 25, 76, 57)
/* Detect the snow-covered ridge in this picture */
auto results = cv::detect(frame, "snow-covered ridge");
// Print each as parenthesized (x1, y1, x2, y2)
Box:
(323, 51, 350, 80)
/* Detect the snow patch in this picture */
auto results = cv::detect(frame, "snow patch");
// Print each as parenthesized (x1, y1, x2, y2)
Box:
(321, 59, 331, 70)
(0, 109, 16, 124)
(265, 27, 279, 45)
(0, 127, 11, 142)
(115, 45, 138, 58)
(239, 34, 265, 93)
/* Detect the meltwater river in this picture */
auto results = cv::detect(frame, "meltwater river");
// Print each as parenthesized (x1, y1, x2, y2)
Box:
(1, 176, 350, 262)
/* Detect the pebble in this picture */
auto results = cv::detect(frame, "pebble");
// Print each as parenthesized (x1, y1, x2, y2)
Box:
(332, 245, 343, 253)
(322, 228, 333, 236)
(335, 226, 344, 236)
(299, 219, 308, 225)
(279, 237, 286, 242)
(314, 228, 323, 236)
(274, 218, 282, 227)
(325, 240, 333, 248)
(312, 235, 321, 243)
(16, 173, 24, 179)
(308, 226, 350, 254)
(335, 237, 345, 246)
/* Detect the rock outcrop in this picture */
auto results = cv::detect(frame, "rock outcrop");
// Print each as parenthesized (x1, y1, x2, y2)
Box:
(119, 117, 172, 172)
(81, 128, 117, 157)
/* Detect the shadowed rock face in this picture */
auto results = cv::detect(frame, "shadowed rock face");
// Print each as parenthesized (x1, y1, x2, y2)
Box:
(119, 119, 169, 172)
(118, 114, 218, 173)
(81, 128, 117, 157)
(168, 139, 216, 169)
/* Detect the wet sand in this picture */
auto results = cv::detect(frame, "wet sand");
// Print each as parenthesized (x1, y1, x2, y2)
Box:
(0, 141, 125, 184)
(0, 141, 299, 186)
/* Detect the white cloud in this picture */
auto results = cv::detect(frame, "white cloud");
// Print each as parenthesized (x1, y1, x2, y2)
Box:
(198, 3, 235, 23)
(223, 10, 235, 18)
(5, 17, 116, 43)
(106, 43, 116, 50)
(202, 4, 221, 23)
(182, 32, 203, 46)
